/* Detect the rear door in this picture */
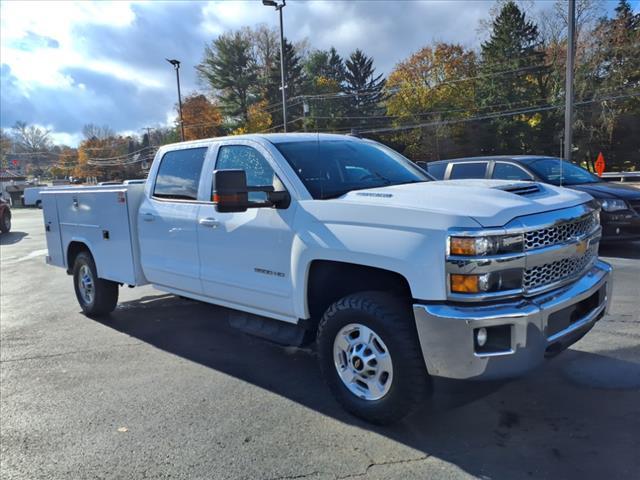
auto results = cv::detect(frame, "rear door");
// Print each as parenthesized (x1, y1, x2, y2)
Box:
(138, 146, 209, 294)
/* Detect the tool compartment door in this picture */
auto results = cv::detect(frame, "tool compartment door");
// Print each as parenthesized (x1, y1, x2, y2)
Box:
(41, 192, 65, 268)
(56, 189, 137, 285)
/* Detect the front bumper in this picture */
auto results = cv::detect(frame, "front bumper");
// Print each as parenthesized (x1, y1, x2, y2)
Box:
(413, 260, 612, 380)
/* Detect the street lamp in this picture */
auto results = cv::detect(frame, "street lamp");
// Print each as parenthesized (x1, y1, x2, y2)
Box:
(262, 0, 288, 132)
(166, 58, 185, 142)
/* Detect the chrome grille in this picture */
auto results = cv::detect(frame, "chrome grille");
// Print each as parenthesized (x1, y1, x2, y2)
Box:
(524, 212, 598, 250)
(523, 245, 597, 291)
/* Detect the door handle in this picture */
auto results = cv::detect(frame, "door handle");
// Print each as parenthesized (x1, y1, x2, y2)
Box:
(142, 212, 155, 222)
(199, 217, 219, 228)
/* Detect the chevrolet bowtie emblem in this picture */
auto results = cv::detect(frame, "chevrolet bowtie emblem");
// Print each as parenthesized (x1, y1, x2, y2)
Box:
(576, 239, 588, 254)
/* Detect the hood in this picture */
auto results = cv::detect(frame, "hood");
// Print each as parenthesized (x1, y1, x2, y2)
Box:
(336, 179, 592, 227)
(567, 182, 640, 200)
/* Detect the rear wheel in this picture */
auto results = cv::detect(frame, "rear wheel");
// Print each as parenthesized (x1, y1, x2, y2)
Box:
(35, 200, 42, 209)
(73, 251, 118, 316)
(317, 291, 431, 425)
(0, 212, 10, 233)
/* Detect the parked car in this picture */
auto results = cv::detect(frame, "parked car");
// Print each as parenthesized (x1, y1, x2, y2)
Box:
(42, 134, 611, 424)
(0, 197, 11, 233)
(424, 156, 640, 242)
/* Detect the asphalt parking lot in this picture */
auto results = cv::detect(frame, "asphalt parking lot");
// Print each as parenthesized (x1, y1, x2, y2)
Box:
(1, 208, 639, 480)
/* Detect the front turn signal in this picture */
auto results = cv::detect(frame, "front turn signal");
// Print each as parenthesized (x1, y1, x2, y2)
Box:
(450, 274, 480, 293)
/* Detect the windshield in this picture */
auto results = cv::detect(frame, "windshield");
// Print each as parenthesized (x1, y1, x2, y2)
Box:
(274, 140, 431, 199)
(527, 158, 601, 186)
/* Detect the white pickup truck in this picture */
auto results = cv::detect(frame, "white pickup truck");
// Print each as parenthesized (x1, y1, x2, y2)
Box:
(42, 133, 611, 424)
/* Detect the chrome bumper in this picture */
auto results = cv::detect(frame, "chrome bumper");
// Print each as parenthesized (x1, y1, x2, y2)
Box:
(413, 260, 612, 380)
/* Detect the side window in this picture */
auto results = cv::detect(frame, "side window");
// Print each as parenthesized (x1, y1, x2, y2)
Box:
(427, 162, 447, 180)
(153, 147, 208, 200)
(492, 163, 533, 181)
(215, 145, 284, 201)
(449, 162, 488, 180)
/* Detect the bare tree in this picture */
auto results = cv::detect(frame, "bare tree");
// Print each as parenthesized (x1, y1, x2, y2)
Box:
(82, 123, 115, 141)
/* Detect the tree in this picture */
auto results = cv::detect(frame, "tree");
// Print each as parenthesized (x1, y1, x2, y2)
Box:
(82, 124, 115, 141)
(573, 0, 640, 170)
(266, 38, 305, 128)
(385, 43, 478, 159)
(478, 1, 551, 154)
(180, 93, 224, 140)
(301, 47, 346, 131)
(344, 49, 386, 125)
(197, 31, 259, 124)
(11, 121, 53, 175)
(0, 130, 12, 170)
(232, 99, 273, 135)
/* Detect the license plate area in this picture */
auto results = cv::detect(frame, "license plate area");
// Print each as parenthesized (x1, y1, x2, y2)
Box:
(545, 285, 605, 338)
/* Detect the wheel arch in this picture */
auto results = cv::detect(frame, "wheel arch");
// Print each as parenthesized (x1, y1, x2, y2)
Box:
(306, 260, 412, 327)
(66, 240, 93, 274)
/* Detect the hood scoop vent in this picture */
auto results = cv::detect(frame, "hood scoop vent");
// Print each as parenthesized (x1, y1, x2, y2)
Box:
(495, 183, 542, 196)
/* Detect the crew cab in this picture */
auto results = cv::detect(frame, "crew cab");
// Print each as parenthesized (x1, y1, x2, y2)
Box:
(42, 134, 612, 424)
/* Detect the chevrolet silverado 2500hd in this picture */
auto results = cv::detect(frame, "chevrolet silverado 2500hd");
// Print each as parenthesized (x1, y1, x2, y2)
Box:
(42, 133, 611, 424)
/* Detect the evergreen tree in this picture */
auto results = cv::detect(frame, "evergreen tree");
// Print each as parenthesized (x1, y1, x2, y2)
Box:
(478, 1, 551, 153)
(197, 31, 259, 124)
(266, 38, 305, 128)
(301, 47, 346, 131)
(344, 49, 386, 125)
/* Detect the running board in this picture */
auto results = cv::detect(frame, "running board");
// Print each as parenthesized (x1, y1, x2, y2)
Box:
(228, 312, 313, 347)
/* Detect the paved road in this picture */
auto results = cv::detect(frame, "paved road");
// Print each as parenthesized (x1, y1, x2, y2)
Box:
(1, 209, 639, 480)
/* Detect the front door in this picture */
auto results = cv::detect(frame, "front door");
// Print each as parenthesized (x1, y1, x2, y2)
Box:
(197, 143, 297, 321)
(138, 146, 208, 294)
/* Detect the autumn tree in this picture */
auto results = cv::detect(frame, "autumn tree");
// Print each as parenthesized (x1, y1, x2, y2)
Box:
(0, 130, 12, 170)
(302, 47, 347, 130)
(385, 43, 477, 159)
(180, 93, 224, 140)
(232, 100, 273, 135)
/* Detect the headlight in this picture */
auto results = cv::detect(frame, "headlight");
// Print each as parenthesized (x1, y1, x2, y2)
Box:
(598, 198, 628, 212)
(449, 234, 523, 256)
(450, 269, 523, 294)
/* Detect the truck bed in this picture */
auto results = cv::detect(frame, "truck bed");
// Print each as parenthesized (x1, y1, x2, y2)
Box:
(42, 185, 148, 286)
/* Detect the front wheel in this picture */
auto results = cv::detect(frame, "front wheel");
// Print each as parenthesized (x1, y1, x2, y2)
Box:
(317, 292, 431, 425)
(73, 251, 119, 317)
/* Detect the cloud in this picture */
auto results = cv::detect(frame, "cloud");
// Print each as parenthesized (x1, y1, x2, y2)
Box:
(2, 0, 624, 147)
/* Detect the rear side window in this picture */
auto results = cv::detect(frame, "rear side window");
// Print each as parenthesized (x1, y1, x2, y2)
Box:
(427, 162, 447, 180)
(449, 162, 488, 179)
(153, 147, 208, 200)
(492, 162, 533, 181)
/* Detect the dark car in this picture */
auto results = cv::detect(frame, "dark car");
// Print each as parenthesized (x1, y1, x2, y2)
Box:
(423, 156, 640, 242)
(0, 197, 11, 234)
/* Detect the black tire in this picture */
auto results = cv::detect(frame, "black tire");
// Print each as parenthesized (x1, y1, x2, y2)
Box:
(72, 251, 119, 317)
(0, 211, 10, 233)
(317, 291, 431, 425)
(35, 200, 42, 209)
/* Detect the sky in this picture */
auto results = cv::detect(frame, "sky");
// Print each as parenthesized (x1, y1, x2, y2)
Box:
(0, 0, 635, 147)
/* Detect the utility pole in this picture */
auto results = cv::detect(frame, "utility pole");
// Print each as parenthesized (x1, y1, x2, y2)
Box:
(166, 59, 185, 141)
(263, 0, 288, 132)
(563, 0, 576, 164)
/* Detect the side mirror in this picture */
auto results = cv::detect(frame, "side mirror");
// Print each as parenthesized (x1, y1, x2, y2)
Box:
(213, 170, 249, 213)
